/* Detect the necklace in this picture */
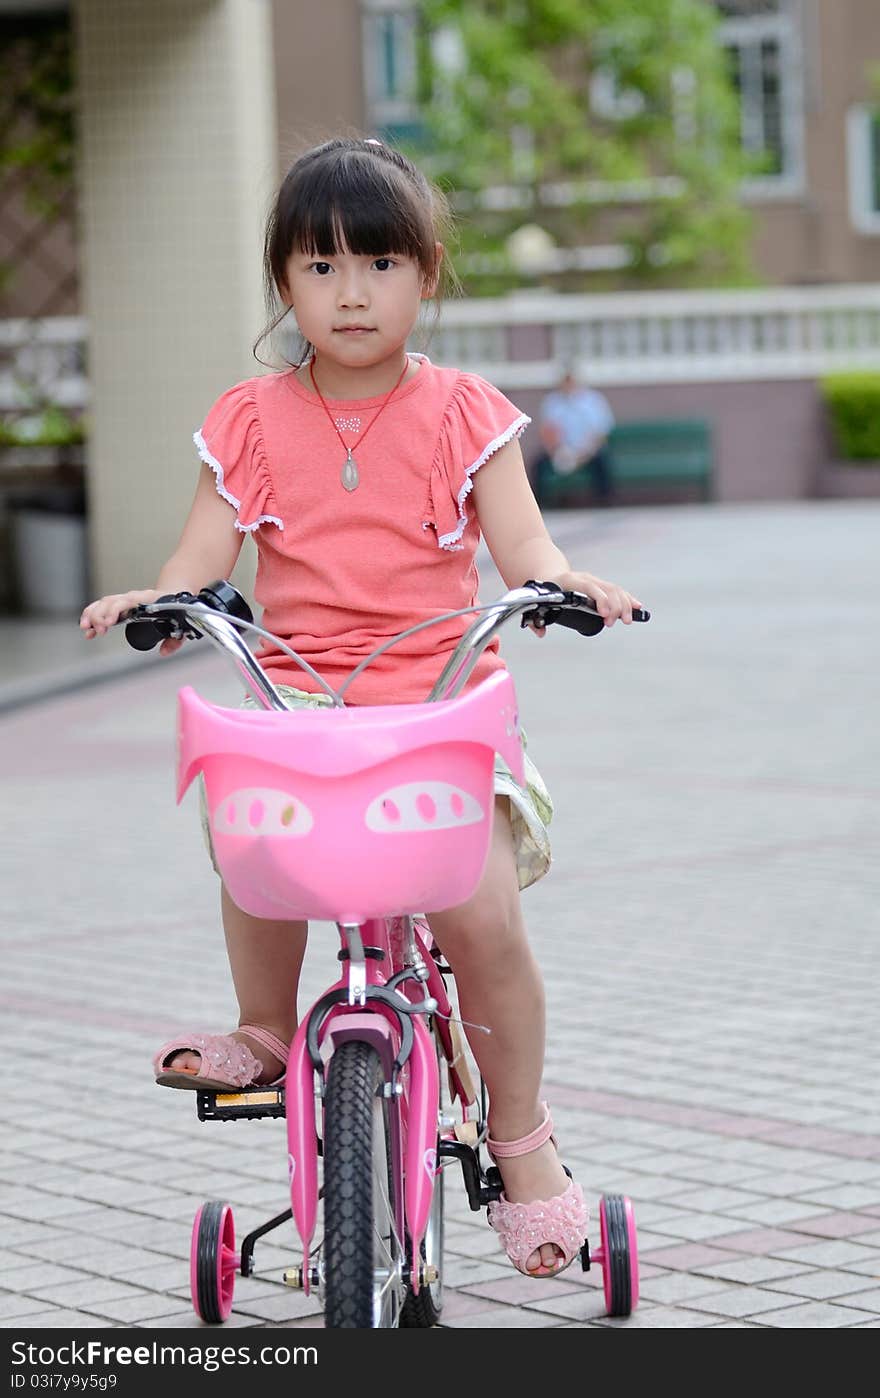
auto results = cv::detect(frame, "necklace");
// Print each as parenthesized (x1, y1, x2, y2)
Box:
(309, 356, 411, 491)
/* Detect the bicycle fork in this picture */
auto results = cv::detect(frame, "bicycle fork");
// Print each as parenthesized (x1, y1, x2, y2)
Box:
(285, 918, 444, 1297)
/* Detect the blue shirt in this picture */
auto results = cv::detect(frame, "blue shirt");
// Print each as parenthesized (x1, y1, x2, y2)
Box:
(541, 388, 614, 456)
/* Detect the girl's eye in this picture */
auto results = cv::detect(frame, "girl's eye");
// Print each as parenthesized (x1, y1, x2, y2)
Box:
(373, 257, 395, 271)
(311, 262, 333, 275)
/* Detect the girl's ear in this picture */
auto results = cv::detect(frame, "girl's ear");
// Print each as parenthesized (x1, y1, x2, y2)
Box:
(421, 241, 444, 299)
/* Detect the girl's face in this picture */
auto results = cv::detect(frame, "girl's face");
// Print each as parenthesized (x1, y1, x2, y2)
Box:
(283, 245, 436, 371)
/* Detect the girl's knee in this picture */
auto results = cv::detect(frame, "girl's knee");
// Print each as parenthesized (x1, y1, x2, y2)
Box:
(429, 891, 522, 952)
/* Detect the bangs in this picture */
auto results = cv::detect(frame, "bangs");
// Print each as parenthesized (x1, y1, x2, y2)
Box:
(274, 147, 436, 276)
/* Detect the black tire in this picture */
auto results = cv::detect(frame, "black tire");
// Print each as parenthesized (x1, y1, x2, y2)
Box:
(191, 1201, 235, 1324)
(603, 1193, 634, 1317)
(323, 1040, 404, 1328)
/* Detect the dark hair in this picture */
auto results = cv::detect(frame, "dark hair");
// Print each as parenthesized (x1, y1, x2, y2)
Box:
(256, 137, 457, 365)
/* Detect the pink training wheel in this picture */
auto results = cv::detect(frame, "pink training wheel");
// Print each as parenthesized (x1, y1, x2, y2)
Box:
(598, 1194, 639, 1317)
(191, 1201, 238, 1323)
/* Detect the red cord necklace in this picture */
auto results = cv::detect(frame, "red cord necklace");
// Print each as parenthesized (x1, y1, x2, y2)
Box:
(309, 356, 411, 492)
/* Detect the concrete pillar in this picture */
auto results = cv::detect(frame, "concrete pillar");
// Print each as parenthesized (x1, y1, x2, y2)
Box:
(74, 0, 277, 594)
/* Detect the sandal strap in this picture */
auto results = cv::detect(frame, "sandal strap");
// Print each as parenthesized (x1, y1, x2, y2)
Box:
(487, 1101, 554, 1159)
(237, 1024, 291, 1066)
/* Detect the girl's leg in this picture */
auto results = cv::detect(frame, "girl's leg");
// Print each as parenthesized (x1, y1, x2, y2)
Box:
(426, 798, 570, 1274)
(166, 884, 308, 1082)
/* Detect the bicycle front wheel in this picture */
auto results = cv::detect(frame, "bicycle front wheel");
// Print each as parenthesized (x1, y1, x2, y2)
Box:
(323, 1039, 405, 1328)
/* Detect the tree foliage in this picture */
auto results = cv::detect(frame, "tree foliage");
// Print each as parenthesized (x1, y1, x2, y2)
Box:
(415, 0, 753, 291)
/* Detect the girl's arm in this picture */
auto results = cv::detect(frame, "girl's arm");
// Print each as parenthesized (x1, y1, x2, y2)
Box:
(80, 463, 245, 652)
(470, 438, 641, 626)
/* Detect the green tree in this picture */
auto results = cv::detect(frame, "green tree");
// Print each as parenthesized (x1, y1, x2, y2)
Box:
(0, 14, 76, 300)
(415, 0, 753, 292)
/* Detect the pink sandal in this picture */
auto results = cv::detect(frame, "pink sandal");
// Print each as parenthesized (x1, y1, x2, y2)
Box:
(153, 1024, 290, 1091)
(486, 1102, 588, 1278)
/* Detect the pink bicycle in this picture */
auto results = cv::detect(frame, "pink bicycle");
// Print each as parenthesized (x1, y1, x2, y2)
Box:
(123, 579, 649, 1328)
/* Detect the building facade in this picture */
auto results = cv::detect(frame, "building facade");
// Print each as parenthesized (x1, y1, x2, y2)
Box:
(4, 0, 879, 321)
(1, 0, 878, 607)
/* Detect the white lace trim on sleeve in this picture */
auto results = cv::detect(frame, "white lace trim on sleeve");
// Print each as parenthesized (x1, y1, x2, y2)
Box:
(193, 429, 284, 533)
(435, 414, 530, 551)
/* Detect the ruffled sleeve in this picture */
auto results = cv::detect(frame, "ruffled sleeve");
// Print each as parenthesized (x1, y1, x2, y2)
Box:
(193, 380, 283, 533)
(425, 373, 530, 550)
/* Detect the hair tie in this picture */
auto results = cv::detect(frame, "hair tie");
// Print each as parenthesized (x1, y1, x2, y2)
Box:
(363, 138, 383, 146)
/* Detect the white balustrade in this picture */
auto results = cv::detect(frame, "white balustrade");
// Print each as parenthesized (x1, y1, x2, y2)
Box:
(3, 285, 880, 412)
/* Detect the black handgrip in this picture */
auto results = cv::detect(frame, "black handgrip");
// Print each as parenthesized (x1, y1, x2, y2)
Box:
(555, 602, 650, 634)
(123, 580, 253, 651)
(124, 593, 196, 651)
(553, 609, 606, 637)
(521, 580, 650, 637)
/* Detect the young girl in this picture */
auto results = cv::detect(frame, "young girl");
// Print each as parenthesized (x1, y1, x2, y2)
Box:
(81, 137, 642, 1279)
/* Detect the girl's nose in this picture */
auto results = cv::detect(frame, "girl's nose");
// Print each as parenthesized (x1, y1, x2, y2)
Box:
(338, 274, 369, 309)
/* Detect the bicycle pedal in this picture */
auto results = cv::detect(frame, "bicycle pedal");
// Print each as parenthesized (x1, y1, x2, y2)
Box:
(197, 1087, 286, 1122)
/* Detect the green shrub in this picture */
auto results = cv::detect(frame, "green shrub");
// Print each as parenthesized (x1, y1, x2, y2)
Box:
(0, 405, 85, 447)
(821, 373, 880, 461)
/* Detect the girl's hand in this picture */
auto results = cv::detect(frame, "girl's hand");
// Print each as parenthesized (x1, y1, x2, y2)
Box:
(80, 588, 161, 637)
(80, 590, 185, 656)
(550, 570, 642, 627)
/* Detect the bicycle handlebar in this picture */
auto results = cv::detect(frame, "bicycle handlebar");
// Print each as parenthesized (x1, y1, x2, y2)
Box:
(120, 579, 650, 709)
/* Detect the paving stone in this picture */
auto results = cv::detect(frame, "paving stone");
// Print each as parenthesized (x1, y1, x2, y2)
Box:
(139, 1308, 256, 1329)
(772, 1239, 880, 1269)
(446, 1305, 566, 1327)
(0, 1292, 56, 1321)
(629, 1273, 735, 1306)
(638, 1244, 743, 1272)
(720, 1199, 836, 1226)
(685, 1287, 802, 1319)
(460, 1274, 584, 1306)
(758, 1301, 877, 1328)
(81, 1292, 196, 1322)
(838, 1288, 880, 1312)
(839, 1257, 880, 1277)
(787, 1213, 880, 1239)
(763, 1271, 880, 1301)
(795, 1185, 880, 1211)
(0, 1262, 105, 1294)
(708, 1320, 768, 1327)
(709, 1227, 813, 1254)
(689, 1257, 817, 1285)
(22, 1277, 151, 1307)
(643, 1213, 761, 1243)
(592, 1306, 719, 1329)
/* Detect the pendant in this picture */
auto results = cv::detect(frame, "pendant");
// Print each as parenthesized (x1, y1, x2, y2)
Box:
(341, 449, 359, 492)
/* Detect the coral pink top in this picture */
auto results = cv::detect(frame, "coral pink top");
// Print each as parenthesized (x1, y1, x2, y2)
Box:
(194, 356, 530, 705)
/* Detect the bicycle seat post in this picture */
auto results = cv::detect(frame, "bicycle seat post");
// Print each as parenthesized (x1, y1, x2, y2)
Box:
(342, 924, 367, 1007)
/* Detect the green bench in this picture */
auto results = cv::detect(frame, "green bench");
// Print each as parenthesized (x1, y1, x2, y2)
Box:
(536, 418, 714, 504)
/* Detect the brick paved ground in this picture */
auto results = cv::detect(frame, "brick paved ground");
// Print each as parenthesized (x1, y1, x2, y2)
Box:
(1, 501, 878, 1329)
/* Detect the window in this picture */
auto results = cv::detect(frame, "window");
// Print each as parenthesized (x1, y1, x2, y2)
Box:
(718, 0, 804, 193)
(361, 0, 422, 144)
(847, 106, 880, 235)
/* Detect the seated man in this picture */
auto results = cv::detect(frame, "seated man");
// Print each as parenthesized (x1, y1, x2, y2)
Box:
(532, 370, 615, 506)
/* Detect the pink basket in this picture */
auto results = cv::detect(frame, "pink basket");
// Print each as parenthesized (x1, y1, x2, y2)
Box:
(177, 669, 524, 924)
